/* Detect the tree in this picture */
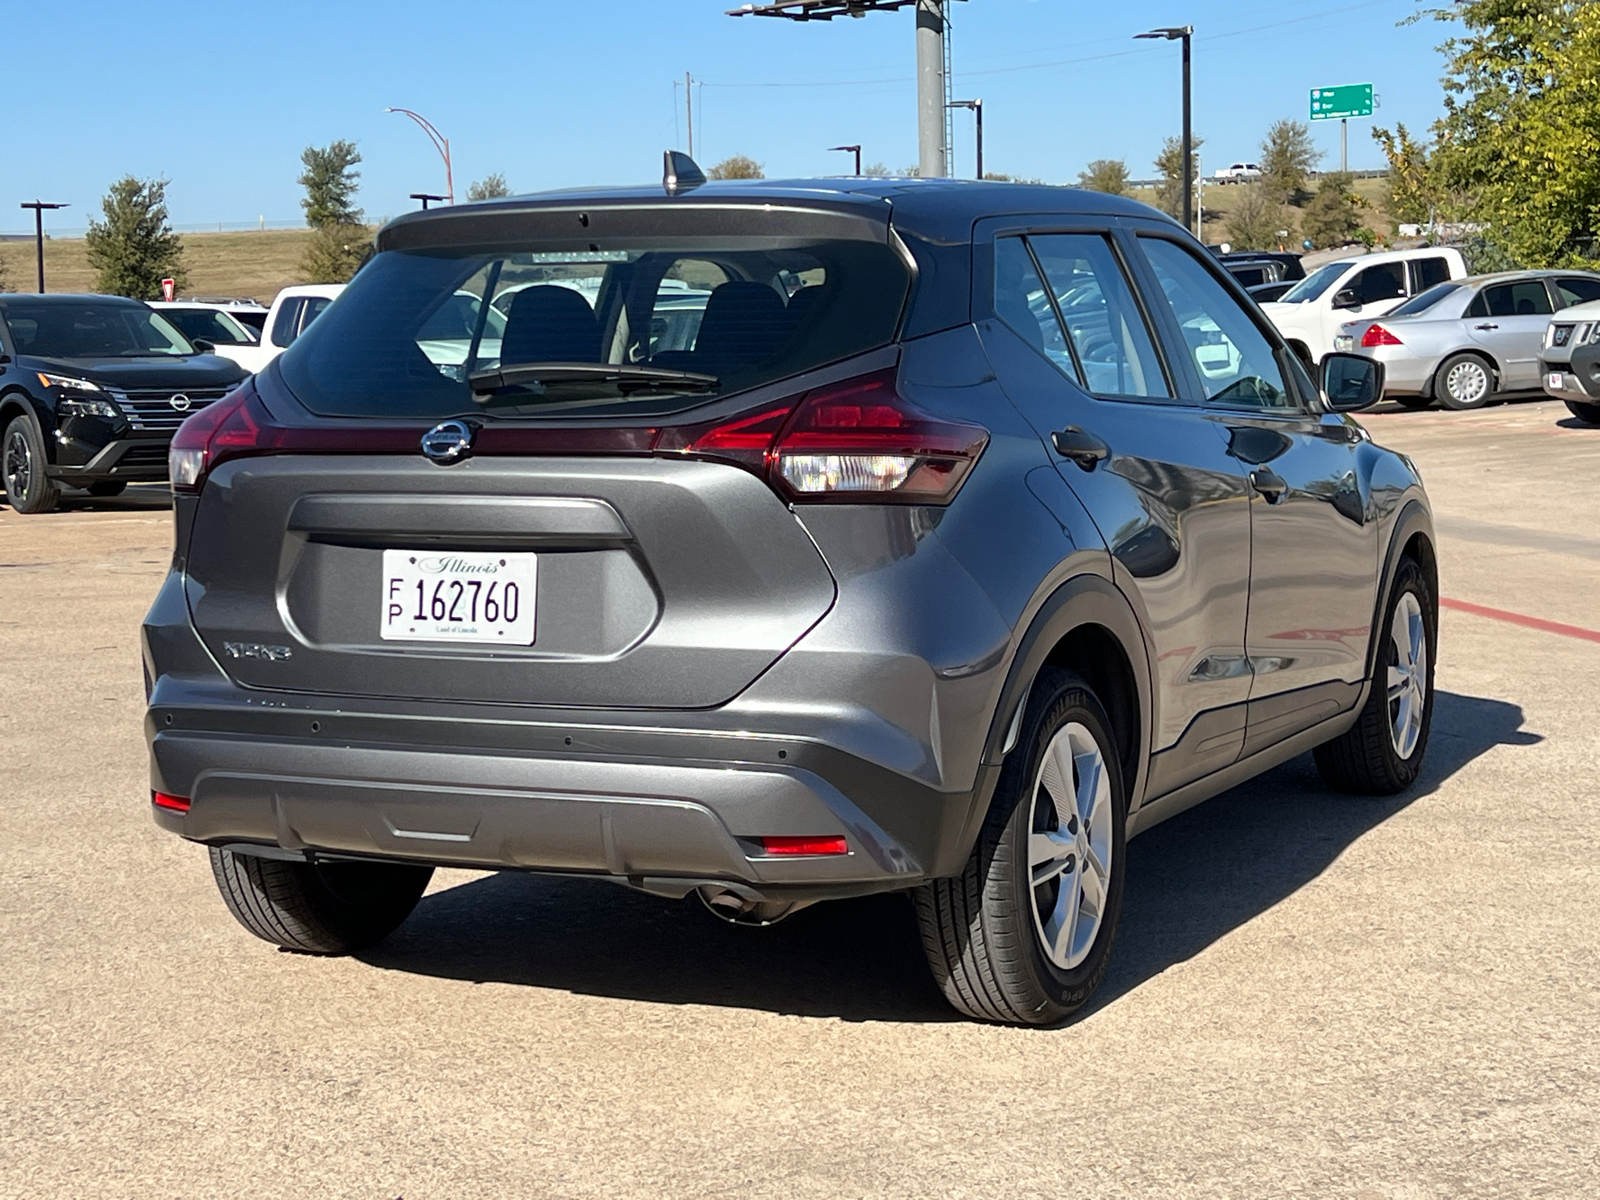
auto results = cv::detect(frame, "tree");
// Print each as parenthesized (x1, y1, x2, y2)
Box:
(84, 177, 187, 299)
(467, 173, 511, 201)
(862, 162, 893, 177)
(299, 140, 364, 229)
(300, 226, 370, 284)
(1224, 185, 1283, 251)
(707, 154, 764, 180)
(1300, 172, 1374, 249)
(1372, 122, 1446, 229)
(1077, 159, 1130, 195)
(1153, 135, 1203, 222)
(1258, 119, 1322, 207)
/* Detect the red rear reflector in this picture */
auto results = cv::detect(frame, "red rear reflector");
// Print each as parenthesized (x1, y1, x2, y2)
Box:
(1361, 324, 1403, 347)
(759, 835, 849, 856)
(151, 791, 191, 813)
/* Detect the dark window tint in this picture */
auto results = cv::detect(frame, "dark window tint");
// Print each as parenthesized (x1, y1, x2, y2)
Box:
(1412, 257, 1452, 291)
(1481, 281, 1553, 317)
(270, 298, 303, 348)
(1, 301, 191, 357)
(1279, 260, 1354, 304)
(278, 237, 909, 421)
(1389, 282, 1462, 317)
(1140, 237, 1293, 410)
(159, 307, 256, 345)
(1555, 277, 1600, 306)
(1347, 262, 1406, 306)
(1026, 233, 1169, 398)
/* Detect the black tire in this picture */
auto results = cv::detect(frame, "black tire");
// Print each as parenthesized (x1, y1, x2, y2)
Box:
(2, 415, 61, 514)
(1434, 352, 1496, 411)
(1564, 399, 1600, 426)
(1314, 557, 1437, 795)
(915, 667, 1128, 1025)
(86, 480, 127, 497)
(208, 848, 433, 954)
(1393, 394, 1433, 411)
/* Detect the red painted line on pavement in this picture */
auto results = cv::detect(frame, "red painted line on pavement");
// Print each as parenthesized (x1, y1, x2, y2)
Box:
(1440, 597, 1600, 644)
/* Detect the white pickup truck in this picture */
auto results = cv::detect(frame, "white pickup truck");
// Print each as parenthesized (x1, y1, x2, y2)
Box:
(1260, 246, 1469, 364)
(251, 284, 345, 373)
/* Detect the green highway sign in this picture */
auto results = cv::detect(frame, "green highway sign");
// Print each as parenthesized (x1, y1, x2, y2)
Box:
(1310, 83, 1373, 120)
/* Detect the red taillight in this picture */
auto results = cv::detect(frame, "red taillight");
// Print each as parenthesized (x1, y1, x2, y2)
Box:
(1361, 324, 1403, 347)
(151, 791, 191, 813)
(655, 368, 988, 504)
(168, 385, 252, 492)
(758, 835, 849, 856)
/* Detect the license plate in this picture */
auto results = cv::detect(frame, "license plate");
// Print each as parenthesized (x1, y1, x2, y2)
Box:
(1548, 372, 1565, 390)
(381, 549, 537, 645)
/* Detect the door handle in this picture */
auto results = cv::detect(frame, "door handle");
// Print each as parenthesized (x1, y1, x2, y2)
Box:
(1249, 467, 1288, 502)
(1474, 323, 1500, 331)
(1052, 426, 1111, 470)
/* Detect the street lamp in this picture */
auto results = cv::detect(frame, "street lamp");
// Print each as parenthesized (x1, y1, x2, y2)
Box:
(19, 201, 68, 293)
(829, 144, 862, 175)
(409, 193, 448, 210)
(948, 99, 983, 179)
(386, 108, 454, 205)
(1135, 25, 1194, 235)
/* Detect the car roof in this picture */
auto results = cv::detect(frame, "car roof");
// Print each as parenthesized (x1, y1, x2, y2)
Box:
(379, 176, 1180, 249)
(273, 284, 345, 300)
(0, 292, 147, 307)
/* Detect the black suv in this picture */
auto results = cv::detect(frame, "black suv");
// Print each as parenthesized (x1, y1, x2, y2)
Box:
(1, 294, 248, 512)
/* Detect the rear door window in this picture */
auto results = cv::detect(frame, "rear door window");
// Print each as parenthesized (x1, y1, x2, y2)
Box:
(1138, 236, 1295, 411)
(1411, 256, 1452, 292)
(1479, 282, 1553, 317)
(1347, 262, 1407, 306)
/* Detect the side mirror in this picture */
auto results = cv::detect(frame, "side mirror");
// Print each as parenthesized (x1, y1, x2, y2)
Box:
(1332, 288, 1361, 310)
(1321, 352, 1384, 411)
(191, 338, 215, 353)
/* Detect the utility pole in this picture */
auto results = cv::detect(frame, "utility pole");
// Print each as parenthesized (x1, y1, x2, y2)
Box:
(686, 72, 695, 158)
(948, 99, 982, 179)
(20, 202, 68, 293)
(916, 0, 947, 178)
(829, 144, 862, 175)
(727, 2, 961, 180)
(1136, 26, 1195, 235)
(1341, 117, 1348, 173)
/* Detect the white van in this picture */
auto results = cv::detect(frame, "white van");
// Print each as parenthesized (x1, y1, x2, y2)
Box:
(1261, 247, 1469, 364)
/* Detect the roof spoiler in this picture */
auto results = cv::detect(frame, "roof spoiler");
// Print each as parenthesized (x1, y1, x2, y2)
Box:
(663, 151, 707, 197)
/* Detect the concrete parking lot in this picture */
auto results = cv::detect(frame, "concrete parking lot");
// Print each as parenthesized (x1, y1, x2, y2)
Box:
(2, 398, 1597, 1198)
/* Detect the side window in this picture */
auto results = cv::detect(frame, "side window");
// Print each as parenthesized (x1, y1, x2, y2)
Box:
(1412, 257, 1452, 292)
(300, 296, 334, 332)
(1016, 233, 1171, 398)
(270, 298, 303, 348)
(1348, 262, 1407, 306)
(651, 259, 726, 356)
(1480, 282, 1553, 317)
(1139, 237, 1294, 410)
(994, 236, 1077, 372)
(1555, 277, 1600, 306)
(1464, 291, 1489, 319)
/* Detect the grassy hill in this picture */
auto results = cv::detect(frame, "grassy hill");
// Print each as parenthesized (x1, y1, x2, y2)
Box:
(1129, 176, 1394, 248)
(0, 228, 355, 304)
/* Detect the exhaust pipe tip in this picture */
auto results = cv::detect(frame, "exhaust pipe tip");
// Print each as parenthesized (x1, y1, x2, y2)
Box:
(697, 885, 805, 927)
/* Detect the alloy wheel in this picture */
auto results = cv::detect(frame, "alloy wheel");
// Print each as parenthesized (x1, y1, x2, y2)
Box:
(1386, 591, 1428, 759)
(3, 429, 31, 500)
(1445, 359, 1490, 406)
(1027, 721, 1114, 970)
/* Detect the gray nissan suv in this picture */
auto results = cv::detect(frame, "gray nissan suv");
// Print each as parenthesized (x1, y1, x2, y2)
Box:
(143, 164, 1437, 1025)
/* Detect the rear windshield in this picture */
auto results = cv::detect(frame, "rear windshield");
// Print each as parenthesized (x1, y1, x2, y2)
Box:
(3, 301, 193, 358)
(277, 236, 911, 420)
(1389, 282, 1462, 317)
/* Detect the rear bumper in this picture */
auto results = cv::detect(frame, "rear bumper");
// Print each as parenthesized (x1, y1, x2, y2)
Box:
(146, 680, 990, 902)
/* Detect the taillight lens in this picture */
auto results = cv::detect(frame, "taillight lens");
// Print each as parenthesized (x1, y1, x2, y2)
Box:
(758, 835, 848, 856)
(1361, 324, 1403, 347)
(168, 382, 260, 492)
(151, 791, 191, 813)
(657, 368, 988, 504)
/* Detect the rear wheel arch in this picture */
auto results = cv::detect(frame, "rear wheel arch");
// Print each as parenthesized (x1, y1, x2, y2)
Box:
(1429, 348, 1500, 396)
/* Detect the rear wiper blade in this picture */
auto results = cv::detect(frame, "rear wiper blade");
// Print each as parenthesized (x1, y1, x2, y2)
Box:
(469, 361, 719, 395)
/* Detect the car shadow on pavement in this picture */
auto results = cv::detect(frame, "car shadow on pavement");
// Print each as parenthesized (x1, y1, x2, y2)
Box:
(362, 690, 1535, 1024)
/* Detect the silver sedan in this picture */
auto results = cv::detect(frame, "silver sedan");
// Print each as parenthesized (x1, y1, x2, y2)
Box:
(1334, 270, 1600, 410)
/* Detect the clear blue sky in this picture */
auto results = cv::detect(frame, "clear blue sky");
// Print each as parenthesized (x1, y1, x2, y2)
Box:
(6, 0, 1449, 234)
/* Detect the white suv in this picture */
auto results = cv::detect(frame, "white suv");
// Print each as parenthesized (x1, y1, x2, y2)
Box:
(1261, 247, 1468, 364)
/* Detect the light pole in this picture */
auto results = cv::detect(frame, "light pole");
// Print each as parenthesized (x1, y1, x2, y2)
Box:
(829, 144, 862, 175)
(409, 193, 448, 210)
(20, 201, 68, 293)
(1136, 25, 1194, 235)
(386, 108, 454, 205)
(948, 99, 982, 179)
